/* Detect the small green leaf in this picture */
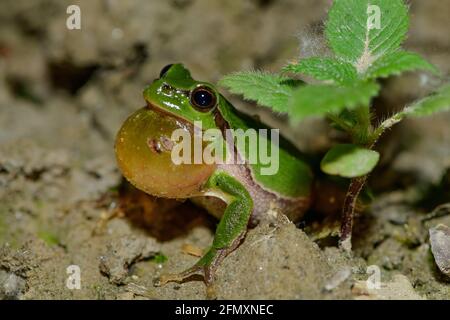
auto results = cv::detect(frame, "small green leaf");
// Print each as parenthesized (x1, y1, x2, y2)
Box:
(321, 144, 380, 178)
(403, 83, 450, 117)
(151, 253, 168, 264)
(288, 81, 380, 120)
(326, 0, 409, 72)
(283, 57, 357, 84)
(219, 72, 300, 112)
(364, 51, 438, 79)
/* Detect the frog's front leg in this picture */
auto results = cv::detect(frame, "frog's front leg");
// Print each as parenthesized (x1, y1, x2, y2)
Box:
(154, 171, 253, 298)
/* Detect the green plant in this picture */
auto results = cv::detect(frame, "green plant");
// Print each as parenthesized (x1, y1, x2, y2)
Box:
(220, 0, 450, 251)
(151, 253, 168, 264)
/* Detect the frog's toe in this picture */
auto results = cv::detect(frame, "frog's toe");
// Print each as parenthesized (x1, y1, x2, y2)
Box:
(154, 265, 218, 299)
(205, 284, 217, 300)
(154, 265, 203, 287)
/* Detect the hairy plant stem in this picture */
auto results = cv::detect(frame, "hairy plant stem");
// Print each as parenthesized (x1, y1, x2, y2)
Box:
(338, 107, 404, 251)
(339, 175, 367, 252)
(339, 105, 373, 252)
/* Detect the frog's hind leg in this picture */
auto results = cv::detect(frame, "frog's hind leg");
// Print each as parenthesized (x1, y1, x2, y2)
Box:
(155, 233, 245, 298)
(154, 171, 253, 299)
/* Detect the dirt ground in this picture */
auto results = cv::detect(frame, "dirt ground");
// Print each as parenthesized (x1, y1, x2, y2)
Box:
(0, 0, 449, 300)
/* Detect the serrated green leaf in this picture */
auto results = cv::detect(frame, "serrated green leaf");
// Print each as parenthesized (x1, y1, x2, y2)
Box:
(288, 81, 380, 120)
(326, 0, 409, 73)
(321, 144, 380, 178)
(364, 51, 438, 79)
(219, 72, 299, 113)
(283, 57, 357, 84)
(402, 83, 450, 117)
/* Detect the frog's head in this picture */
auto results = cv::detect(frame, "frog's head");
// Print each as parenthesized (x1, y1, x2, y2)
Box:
(143, 63, 219, 130)
(114, 64, 217, 199)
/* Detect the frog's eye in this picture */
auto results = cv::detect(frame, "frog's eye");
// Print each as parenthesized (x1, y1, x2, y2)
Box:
(159, 64, 173, 78)
(190, 86, 217, 111)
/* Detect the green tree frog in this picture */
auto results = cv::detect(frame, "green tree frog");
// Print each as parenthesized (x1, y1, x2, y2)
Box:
(115, 64, 313, 296)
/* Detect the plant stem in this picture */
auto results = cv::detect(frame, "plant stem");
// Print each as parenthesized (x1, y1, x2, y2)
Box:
(369, 112, 404, 146)
(339, 105, 372, 252)
(339, 175, 367, 252)
(326, 113, 353, 132)
(338, 105, 409, 251)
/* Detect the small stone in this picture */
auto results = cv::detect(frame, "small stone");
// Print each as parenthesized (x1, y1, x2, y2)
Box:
(0, 270, 26, 300)
(352, 274, 425, 300)
(324, 267, 351, 291)
(99, 235, 160, 284)
(429, 224, 450, 277)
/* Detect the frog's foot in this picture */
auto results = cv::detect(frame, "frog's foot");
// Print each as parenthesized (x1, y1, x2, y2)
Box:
(155, 233, 244, 299)
(154, 247, 229, 299)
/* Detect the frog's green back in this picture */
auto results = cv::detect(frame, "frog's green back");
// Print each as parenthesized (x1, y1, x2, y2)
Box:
(217, 98, 313, 199)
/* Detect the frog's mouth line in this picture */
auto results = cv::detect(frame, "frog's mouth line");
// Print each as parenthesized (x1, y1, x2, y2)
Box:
(145, 98, 229, 135)
(146, 100, 191, 125)
(145, 100, 222, 132)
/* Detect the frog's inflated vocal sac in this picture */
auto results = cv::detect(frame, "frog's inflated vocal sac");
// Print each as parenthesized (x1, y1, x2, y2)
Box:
(115, 63, 313, 296)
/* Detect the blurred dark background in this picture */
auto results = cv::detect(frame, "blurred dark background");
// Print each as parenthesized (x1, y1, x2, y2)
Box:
(0, 0, 448, 155)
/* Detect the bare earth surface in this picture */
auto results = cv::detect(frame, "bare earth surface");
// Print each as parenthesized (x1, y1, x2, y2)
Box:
(0, 0, 449, 299)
